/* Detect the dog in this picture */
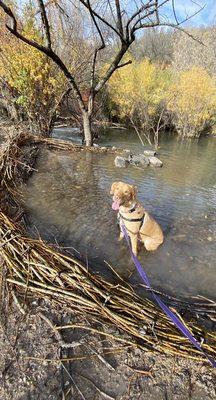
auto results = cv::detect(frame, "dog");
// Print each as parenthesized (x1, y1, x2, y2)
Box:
(110, 181, 164, 256)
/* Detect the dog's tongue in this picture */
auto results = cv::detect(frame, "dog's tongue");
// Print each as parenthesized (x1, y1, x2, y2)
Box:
(112, 199, 120, 211)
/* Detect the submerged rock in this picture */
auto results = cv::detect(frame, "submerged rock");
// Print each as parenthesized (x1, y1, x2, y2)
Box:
(149, 156, 163, 167)
(114, 156, 128, 168)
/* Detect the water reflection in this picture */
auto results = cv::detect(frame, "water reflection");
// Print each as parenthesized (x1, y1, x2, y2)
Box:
(22, 131, 216, 300)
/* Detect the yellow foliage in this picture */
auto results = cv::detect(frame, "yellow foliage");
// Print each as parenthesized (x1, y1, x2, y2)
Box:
(167, 67, 216, 136)
(0, 17, 66, 134)
(107, 58, 170, 128)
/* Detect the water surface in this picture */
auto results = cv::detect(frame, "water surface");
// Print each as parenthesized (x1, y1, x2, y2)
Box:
(22, 129, 216, 300)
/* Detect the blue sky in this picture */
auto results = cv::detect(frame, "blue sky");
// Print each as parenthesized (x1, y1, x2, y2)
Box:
(164, 0, 216, 26)
(16, 0, 215, 27)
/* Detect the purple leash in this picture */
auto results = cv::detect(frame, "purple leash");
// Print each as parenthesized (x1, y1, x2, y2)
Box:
(120, 222, 216, 368)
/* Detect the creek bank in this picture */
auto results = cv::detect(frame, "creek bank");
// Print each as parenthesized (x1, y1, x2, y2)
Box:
(1, 298, 216, 400)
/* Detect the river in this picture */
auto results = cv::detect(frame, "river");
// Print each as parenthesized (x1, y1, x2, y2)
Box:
(21, 127, 216, 300)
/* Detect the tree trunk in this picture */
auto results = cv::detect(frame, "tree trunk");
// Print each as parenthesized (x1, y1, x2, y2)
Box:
(0, 97, 19, 122)
(82, 110, 93, 147)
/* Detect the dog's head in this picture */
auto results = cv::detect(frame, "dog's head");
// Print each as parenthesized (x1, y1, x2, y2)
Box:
(110, 181, 137, 209)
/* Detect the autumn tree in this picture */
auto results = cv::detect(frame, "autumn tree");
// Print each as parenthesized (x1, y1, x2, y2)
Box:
(167, 66, 216, 137)
(0, 0, 203, 145)
(165, 25, 216, 138)
(0, 5, 69, 135)
(107, 57, 171, 146)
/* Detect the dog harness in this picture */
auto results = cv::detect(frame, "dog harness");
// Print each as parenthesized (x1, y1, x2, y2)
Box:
(117, 203, 145, 230)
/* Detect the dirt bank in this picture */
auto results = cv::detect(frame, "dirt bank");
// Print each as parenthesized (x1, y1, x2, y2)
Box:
(0, 297, 215, 400)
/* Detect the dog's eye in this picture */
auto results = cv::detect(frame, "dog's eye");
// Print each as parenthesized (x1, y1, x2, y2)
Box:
(124, 190, 128, 194)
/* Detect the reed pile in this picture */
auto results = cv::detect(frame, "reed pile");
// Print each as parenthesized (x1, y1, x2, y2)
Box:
(0, 130, 216, 363)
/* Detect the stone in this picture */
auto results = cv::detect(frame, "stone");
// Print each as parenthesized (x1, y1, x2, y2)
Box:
(128, 153, 149, 166)
(149, 156, 163, 167)
(114, 156, 128, 168)
(143, 149, 157, 156)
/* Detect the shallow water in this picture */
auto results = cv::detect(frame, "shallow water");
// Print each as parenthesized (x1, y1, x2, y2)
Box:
(22, 129, 216, 300)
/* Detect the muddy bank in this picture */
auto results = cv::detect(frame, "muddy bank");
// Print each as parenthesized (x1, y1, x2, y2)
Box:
(1, 298, 216, 400)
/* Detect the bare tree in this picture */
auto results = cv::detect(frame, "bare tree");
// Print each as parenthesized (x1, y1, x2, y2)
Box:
(0, 0, 203, 146)
(132, 27, 174, 64)
(172, 27, 216, 75)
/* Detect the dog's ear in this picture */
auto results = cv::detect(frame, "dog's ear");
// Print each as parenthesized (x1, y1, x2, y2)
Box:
(130, 185, 137, 200)
(110, 182, 119, 195)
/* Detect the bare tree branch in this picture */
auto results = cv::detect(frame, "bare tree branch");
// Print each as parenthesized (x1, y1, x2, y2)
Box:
(172, 0, 179, 25)
(86, 0, 105, 98)
(37, 0, 52, 49)
(174, 3, 206, 26)
(79, 0, 125, 41)
(116, 59, 132, 69)
(126, 0, 155, 39)
(115, 0, 124, 38)
(94, 44, 129, 94)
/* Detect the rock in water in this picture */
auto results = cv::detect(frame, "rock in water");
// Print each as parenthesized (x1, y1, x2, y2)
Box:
(149, 156, 163, 167)
(114, 156, 128, 168)
(123, 149, 131, 155)
(143, 149, 157, 156)
(129, 154, 149, 166)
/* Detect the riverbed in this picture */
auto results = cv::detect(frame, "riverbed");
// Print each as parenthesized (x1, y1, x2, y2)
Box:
(21, 128, 216, 300)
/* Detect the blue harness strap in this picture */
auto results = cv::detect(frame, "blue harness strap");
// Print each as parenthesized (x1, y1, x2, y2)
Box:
(120, 222, 216, 368)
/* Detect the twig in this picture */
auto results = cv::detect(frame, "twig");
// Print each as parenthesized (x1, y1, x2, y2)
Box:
(11, 290, 26, 315)
(77, 372, 115, 400)
(87, 344, 116, 371)
(61, 363, 87, 400)
(38, 312, 84, 349)
(126, 364, 153, 377)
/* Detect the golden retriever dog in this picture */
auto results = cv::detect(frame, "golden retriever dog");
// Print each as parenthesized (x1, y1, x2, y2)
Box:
(110, 181, 164, 256)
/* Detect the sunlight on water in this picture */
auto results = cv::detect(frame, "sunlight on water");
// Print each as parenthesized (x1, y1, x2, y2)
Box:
(22, 129, 216, 299)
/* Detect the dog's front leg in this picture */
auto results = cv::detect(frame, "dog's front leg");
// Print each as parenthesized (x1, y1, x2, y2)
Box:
(130, 234, 138, 256)
(118, 231, 124, 241)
